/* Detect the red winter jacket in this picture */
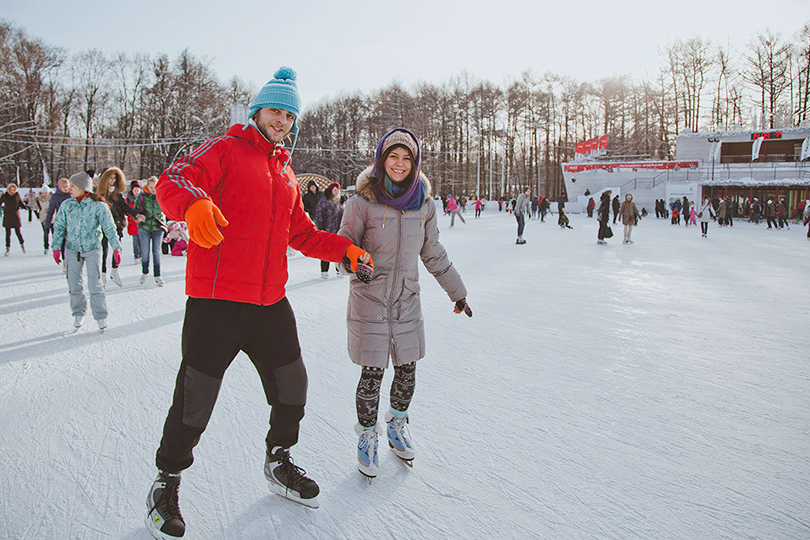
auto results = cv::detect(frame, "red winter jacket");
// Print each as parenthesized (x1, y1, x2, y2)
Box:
(125, 197, 139, 236)
(157, 123, 352, 305)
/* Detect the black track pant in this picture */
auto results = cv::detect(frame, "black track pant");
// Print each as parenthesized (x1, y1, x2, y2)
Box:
(156, 297, 308, 473)
(4, 226, 24, 248)
(356, 363, 416, 428)
(100, 229, 123, 272)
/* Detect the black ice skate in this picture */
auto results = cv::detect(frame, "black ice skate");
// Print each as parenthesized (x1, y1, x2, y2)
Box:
(145, 471, 185, 540)
(264, 446, 320, 508)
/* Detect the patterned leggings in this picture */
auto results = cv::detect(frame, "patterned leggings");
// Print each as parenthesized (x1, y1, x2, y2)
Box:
(356, 363, 416, 428)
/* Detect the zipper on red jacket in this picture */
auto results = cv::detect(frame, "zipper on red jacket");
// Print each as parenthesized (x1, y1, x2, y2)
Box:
(260, 149, 278, 304)
(211, 174, 225, 298)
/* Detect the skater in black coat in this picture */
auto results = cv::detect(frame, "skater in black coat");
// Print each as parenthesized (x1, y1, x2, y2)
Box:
(611, 195, 620, 223)
(302, 180, 322, 219)
(2, 184, 27, 256)
(597, 191, 612, 244)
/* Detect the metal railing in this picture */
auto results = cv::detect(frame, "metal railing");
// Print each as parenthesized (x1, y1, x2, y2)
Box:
(701, 160, 809, 183)
(620, 168, 699, 192)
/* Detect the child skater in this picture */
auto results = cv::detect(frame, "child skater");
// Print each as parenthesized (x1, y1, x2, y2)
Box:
(558, 207, 573, 229)
(51, 171, 121, 330)
(689, 205, 697, 226)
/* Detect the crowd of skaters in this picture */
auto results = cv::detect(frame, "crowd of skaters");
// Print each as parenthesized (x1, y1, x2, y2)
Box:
(0, 169, 193, 330)
(426, 186, 810, 245)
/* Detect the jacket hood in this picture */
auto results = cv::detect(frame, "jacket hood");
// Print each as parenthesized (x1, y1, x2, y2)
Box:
(97, 167, 127, 199)
(355, 165, 432, 204)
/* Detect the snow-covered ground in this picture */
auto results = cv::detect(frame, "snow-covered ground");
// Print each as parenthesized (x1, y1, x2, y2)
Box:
(1, 206, 809, 540)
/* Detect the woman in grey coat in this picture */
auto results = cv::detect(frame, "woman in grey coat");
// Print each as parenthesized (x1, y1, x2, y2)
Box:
(339, 128, 471, 479)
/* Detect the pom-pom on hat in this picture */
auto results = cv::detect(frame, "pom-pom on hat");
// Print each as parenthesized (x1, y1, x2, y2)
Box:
(248, 66, 301, 134)
(69, 172, 93, 193)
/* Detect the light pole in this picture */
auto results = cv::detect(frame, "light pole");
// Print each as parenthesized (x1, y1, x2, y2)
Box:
(708, 136, 720, 183)
(493, 129, 506, 199)
(476, 149, 481, 200)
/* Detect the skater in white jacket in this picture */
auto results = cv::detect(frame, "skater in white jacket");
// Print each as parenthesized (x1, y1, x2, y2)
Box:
(697, 198, 715, 238)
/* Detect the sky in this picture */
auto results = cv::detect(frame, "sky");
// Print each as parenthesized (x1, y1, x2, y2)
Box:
(3, 0, 810, 112)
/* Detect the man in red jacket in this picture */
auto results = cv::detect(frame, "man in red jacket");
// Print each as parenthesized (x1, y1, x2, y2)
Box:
(146, 67, 371, 540)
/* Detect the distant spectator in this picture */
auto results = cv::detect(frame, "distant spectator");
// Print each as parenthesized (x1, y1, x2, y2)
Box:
(302, 180, 322, 219)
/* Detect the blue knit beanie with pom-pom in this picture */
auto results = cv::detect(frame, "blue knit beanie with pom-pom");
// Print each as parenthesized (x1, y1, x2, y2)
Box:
(248, 67, 301, 134)
(247, 66, 301, 173)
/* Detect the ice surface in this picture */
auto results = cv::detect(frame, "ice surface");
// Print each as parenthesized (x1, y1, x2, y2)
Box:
(1, 206, 808, 539)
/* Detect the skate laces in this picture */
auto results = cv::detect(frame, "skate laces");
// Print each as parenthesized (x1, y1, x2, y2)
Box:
(389, 417, 411, 448)
(278, 453, 312, 492)
(359, 429, 378, 457)
(151, 474, 182, 521)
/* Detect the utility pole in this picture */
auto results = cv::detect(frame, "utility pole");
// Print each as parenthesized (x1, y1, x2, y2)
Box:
(476, 150, 480, 199)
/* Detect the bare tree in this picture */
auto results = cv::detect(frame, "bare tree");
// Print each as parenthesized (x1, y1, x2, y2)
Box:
(109, 52, 151, 167)
(73, 49, 109, 169)
(793, 22, 810, 124)
(744, 30, 792, 129)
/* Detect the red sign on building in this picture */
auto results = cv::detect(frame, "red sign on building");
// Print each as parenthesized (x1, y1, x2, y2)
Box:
(563, 161, 699, 173)
(750, 131, 782, 140)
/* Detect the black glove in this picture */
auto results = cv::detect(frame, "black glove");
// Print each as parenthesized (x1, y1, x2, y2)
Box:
(454, 299, 473, 317)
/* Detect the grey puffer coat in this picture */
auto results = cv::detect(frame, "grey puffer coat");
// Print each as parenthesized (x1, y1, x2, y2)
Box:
(339, 167, 467, 368)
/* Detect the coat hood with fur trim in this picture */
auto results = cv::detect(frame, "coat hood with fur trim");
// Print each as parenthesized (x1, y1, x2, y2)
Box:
(354, 165, 433, 204)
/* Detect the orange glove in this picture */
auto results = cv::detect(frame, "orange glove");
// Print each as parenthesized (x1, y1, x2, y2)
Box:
(184, 199, 229, 249)
(345, 244, 373, 272)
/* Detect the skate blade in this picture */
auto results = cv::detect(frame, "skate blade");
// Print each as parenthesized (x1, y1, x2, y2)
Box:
(360, 472, 374, 485)
(388, 442, 415, 465)
(266, 478, 320, 509)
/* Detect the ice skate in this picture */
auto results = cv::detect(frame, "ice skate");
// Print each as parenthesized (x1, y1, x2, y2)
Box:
(102, 272, 107, 287)
(4, 248, 8, 257)
(110, 268, 122, 287)
(145, 470, 185, 540)
(139, 273, 148, 284)
(97, 318, 108, 331)
(72, 316, 84, 330)
(264, 446, 320, 508)
(321, 272, 329, 279)
(385, 410, 415, 465)
(20, 244, 25, 254)
(356, 423, 381, 481)
(156, 276, 165, 287)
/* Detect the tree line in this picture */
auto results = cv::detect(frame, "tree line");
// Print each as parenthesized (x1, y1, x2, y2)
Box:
(2, 19, 809, 199)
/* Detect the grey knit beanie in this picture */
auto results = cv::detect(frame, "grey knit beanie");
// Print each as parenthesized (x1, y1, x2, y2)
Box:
(69, 172, 92, 193)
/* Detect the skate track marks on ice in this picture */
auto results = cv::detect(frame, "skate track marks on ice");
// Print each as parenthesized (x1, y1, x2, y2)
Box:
(0, 209, 809, 539)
